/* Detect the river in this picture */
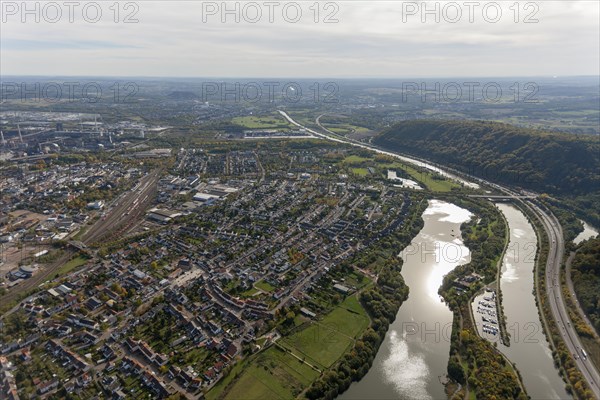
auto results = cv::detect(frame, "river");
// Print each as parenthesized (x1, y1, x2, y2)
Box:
(339, 200, 472, 400)
(482, 203, 569, 399)
(574, 220, 599, 245)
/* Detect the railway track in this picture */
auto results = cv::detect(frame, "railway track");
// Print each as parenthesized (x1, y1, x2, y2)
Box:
(1, 169, 161, 305)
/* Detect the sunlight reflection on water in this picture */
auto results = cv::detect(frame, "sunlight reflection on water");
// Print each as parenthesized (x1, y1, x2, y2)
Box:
(382, 330, 431, 400)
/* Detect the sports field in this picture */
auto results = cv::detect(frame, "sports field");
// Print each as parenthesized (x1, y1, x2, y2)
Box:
(211, 295, 369, 399)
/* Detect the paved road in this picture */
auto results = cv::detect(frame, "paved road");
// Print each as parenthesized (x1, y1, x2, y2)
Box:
(0, 170, 160, 306)
(532, 204, 600, 396)
(467, 194, 536, 199)
(279, 110, 600, 399)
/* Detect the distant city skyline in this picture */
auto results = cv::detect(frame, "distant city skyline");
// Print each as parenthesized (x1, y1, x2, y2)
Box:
(1, 1, 599, 78)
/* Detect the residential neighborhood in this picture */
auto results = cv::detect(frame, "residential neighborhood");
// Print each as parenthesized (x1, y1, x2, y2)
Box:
(0, 139, 422, 399)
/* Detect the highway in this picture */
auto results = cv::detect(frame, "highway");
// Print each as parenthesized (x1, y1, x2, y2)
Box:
(467, 194, 536, 200)
(532, 203, 600, 395)
(279, 110, 600, 398)
(280, 110, 480, 189)
(484, 182, 600, 397)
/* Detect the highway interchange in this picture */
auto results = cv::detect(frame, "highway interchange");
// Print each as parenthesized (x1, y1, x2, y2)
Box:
(279, 109, 600, 398)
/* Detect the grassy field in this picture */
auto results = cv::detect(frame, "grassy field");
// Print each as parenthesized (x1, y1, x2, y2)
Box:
(56, 255, 89, 276)
(241, 287, 260, 297)
(326, 124, 371, 136)
(329, 127, 350, 134)
(339, 296, 370, 324)
(255, 280, 277, 292)
(385, 162, 460, 192)
(210, 295, 369, 399)
(320, 117, 372, 136)
(340, 154, 459, 192)
(210, 346, 319, 400)
(342, 155, 370, 165)
(232, 115, 290, 129)
(281, 296, 369, 368)
(351, 167, 369, 177)
(206, 356, 248, 400)
(323, 296, 370, 339)
(281, 322, 353, 368)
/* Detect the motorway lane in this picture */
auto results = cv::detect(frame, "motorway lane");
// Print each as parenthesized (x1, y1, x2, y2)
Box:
(486, 179, 600, 396)
(532, 204, 600, 397)
(281, 110, 479, 189)
(279, 110, 600, 398)
(482, 183, 600, 397)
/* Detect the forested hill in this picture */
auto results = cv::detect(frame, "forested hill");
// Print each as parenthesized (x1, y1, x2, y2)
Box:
(571, 238, 600, 334)
(373, 120, 599, 195)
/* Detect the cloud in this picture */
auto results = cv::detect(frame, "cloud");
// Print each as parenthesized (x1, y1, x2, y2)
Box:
(1, 38, 142, 50)
(1, 0, 598, 77)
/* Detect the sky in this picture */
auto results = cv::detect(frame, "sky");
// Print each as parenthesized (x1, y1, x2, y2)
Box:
(1, 0, 599, 78)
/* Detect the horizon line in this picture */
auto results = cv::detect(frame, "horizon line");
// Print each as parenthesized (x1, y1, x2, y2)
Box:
(1, 74, 599, 81)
